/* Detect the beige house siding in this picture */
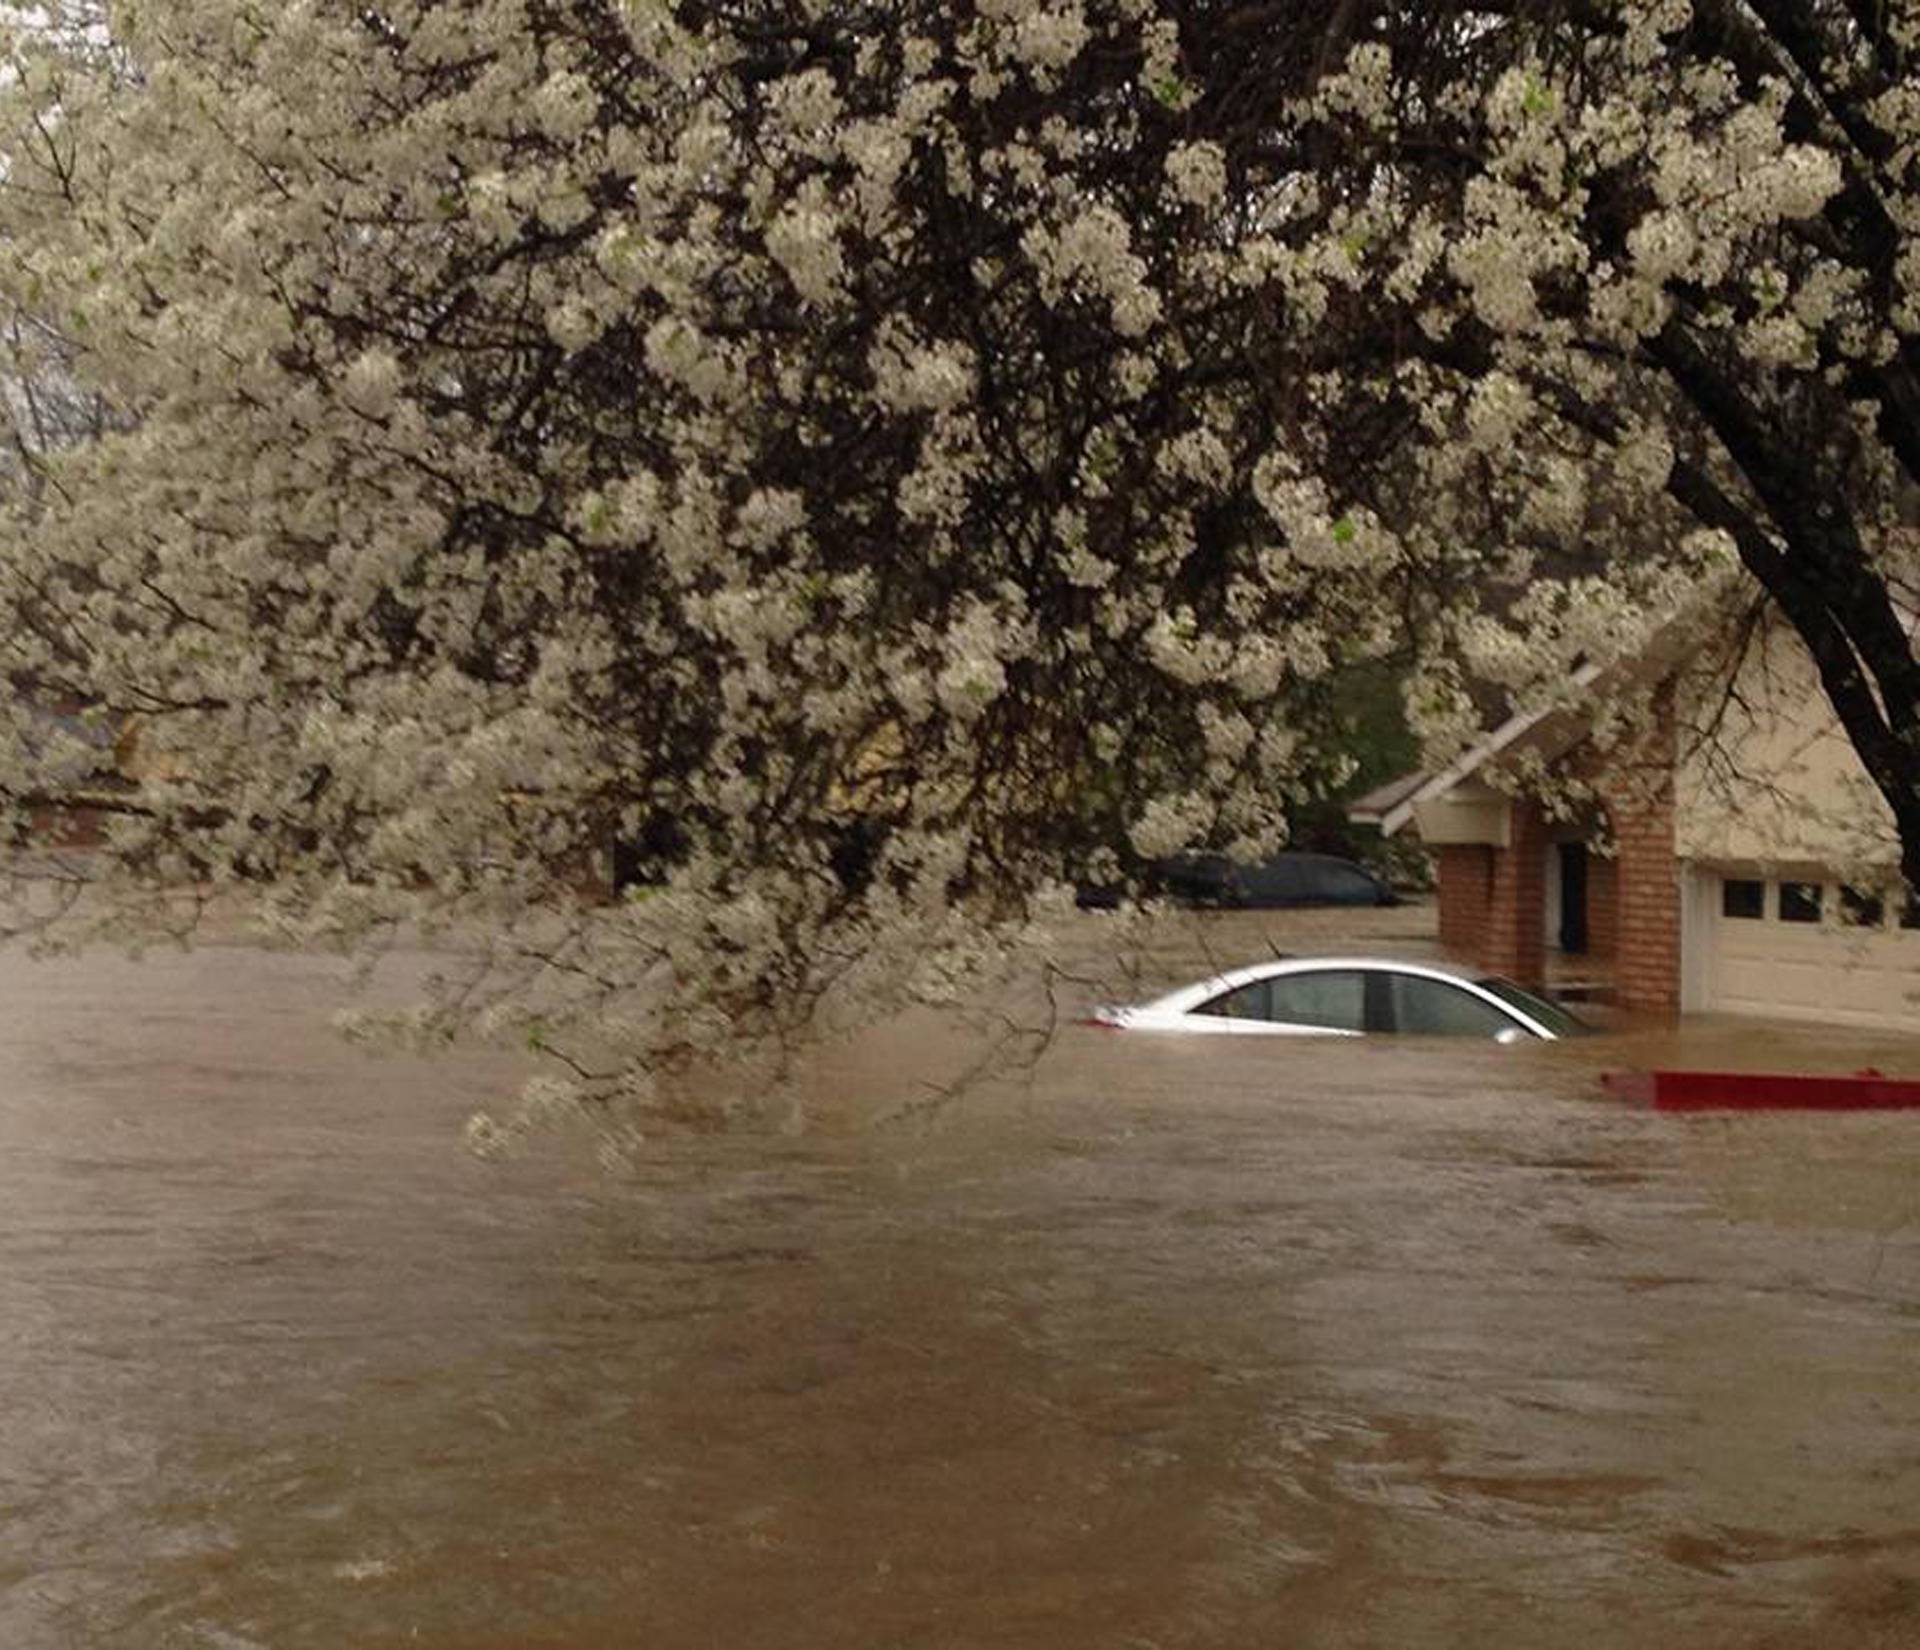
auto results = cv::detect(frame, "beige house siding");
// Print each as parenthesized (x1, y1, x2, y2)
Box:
(1674, 614, 1898, 872)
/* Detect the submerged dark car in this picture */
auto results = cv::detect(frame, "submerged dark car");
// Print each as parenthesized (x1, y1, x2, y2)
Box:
(1153, 851, 1398, 910)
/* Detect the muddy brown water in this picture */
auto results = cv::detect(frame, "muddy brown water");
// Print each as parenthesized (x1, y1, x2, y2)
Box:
(4, 904, 1920, 1648)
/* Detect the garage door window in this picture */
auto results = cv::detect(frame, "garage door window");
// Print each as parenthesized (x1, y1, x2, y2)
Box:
(1721, 879, 1765, 919)
(1840, 886, 1886, 928)
(1779, 882, 1824, 923)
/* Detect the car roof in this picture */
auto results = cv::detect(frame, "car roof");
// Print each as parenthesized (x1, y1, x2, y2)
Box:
(1146, 955, 1495, 1012)
(1269, 852, 1370, 868)
(1170, 850, 1371, 870)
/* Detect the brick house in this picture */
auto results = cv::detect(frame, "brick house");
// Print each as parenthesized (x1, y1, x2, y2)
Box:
(13, 700, 125, 848)
(1351, 606, 1920, 1032)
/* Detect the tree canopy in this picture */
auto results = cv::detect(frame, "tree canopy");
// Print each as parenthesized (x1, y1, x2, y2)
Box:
(0, 1, 1914, 1116)
(1287, 0, 1920, 884)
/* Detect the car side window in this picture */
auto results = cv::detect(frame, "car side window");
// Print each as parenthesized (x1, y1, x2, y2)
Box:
(1196, 979, 1271, 1020)
(1388, 974, 1518, 1037)
(1262, 970, 1365, 1032)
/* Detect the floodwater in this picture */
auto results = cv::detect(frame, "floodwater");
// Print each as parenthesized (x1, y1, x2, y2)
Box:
(5, 906, 1920, 1649)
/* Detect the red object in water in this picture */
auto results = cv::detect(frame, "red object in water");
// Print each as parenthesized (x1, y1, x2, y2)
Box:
(1602, 1067, 1920, 1112)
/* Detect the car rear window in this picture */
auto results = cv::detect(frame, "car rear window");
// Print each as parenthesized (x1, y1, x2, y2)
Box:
(1390, 975, 1516, 1036)
(1473, 978, 1590, 1037)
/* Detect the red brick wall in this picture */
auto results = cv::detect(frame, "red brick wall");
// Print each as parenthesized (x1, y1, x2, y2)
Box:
(1599, 690, 1681, 1018)
(1480, 800, 1549, 989)
(1608, 795, 1679, 1016)
(1436, 844, 1492, 961)
(1434, 805, 1550, 989)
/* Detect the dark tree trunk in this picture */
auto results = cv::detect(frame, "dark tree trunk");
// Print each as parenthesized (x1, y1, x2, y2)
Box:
(1652, 322, 1920, 896)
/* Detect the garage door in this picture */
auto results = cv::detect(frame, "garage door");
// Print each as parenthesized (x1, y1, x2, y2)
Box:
(1703, 871, 1920, 1031)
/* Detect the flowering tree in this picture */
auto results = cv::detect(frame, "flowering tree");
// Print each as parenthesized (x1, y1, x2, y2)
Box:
(0, 1, 1916, 1126)
(0, 1, 1422, 1123)
(1271, 0, 1920, 883)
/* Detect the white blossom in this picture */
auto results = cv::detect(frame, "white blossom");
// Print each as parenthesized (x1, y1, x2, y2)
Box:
(1164, 141, 1226, 209)
(765, 182, 848, 307)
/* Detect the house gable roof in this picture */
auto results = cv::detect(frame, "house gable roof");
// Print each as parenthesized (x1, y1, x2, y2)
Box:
(1348, 582, 1750, 839)
(1350, 660, 1603, 837)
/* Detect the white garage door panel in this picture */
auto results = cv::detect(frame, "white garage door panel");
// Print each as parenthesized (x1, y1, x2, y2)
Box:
(1706, 879, 1920, 1031)
(1716, 959, 1918, 1021)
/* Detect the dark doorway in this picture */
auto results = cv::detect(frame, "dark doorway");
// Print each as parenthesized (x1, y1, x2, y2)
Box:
(1557, 842, 1589, 954)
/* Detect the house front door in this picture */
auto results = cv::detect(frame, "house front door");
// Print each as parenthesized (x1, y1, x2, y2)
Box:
(1557, 842, 1589, 954)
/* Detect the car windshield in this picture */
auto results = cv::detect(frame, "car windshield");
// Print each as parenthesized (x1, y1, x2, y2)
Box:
(1473, 977, 1591, 1037)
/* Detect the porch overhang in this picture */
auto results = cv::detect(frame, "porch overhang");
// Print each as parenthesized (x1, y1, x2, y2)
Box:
(1410, 784, 1512, 847)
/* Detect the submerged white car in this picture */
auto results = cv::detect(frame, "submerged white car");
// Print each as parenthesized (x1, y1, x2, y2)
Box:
(1088, 957, 1586, 1042)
